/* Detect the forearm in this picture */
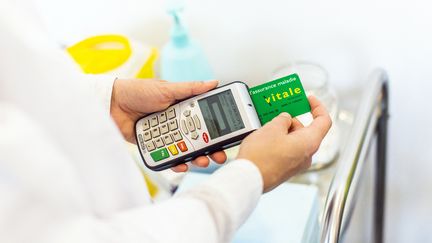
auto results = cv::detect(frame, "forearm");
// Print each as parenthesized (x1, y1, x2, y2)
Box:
(46, 160, 263, 243)
(109, 159, 263, 243)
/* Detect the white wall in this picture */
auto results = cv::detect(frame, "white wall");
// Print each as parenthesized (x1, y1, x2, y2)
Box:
(34, 0, 432, 242)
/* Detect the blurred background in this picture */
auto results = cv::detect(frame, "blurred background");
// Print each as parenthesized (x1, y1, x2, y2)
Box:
(32, 0, 432, 241)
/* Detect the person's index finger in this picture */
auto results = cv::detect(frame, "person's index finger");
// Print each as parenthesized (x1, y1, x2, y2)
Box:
(307, 96, 332, 139)
(308, 96, 328, 119)
(309, 115, 332, 138)
(166, 80, 219, 101)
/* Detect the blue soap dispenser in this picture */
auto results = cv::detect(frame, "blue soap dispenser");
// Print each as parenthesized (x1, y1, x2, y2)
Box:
(161, 4, 214, 82)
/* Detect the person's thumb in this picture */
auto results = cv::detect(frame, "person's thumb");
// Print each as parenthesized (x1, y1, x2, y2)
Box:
(263, 112, 292, 134)
(162, 80, 219, 101)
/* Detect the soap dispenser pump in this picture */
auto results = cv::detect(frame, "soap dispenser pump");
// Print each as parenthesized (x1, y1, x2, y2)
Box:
(161, 5, 214, 82)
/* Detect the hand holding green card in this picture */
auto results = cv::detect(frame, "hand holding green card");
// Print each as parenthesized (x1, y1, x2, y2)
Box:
(249, 73, 311, 125)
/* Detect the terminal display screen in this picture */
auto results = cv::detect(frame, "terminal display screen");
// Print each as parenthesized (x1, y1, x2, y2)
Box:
(198, 90, 245, 139)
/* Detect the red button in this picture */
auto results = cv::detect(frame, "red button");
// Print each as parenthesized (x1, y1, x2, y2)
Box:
(202, 132, 209, 143)
(177, 141, 188, 152)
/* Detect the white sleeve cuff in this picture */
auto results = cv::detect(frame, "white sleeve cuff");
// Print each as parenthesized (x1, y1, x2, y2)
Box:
(179, 159, 263, 242)
(84, 74, 117, 114)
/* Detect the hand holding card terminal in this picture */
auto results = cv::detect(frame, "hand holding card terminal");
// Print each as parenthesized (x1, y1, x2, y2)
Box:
(135, 82, 261, 171)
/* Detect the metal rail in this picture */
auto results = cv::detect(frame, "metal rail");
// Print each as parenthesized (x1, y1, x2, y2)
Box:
(320, 69, 389, 243)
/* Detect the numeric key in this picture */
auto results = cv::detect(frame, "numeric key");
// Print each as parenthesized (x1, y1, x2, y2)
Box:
(172, 130, 183, 142)
(145, 141, 156, 152)
(160, 123, 169, 134)
(150, 116, 158, 127)
(154, 137, 164, 148)
(158, 112, 167, 123)
(151, 127, 160, 138)
(143, 130, 152, 141)
(169, 120, 178, 131)
(167, 108, 176, 120)
(143, 119, 150, 130)
(163, 134, 174, 145)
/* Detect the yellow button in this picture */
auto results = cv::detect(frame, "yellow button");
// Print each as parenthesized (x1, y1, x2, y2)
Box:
(168, 144, 179, 156)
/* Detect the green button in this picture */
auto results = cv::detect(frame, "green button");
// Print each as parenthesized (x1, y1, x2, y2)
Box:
(150, 148, 170, 162)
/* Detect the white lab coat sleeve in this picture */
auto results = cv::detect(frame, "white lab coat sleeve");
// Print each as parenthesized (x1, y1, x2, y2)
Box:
(110, 159, 264, 243)
(1, 104, 263, 243)
(46, 160, 263, 243)
(84, 74, 117, 114)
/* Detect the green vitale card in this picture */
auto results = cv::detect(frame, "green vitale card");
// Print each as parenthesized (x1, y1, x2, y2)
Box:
(249, 73, 311, 125)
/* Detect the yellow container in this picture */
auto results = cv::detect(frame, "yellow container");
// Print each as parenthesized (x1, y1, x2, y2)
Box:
(67, 34, 157, 78)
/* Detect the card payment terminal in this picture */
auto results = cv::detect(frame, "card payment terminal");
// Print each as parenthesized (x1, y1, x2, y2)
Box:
(135, 82, 261, 171)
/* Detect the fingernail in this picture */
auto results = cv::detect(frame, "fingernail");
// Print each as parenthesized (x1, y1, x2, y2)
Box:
(279, 112, 291, 118)
(205, 79, 218, 84)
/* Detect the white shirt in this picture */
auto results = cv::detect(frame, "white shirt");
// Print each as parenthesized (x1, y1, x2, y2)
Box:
(0, 1, 263, 242)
